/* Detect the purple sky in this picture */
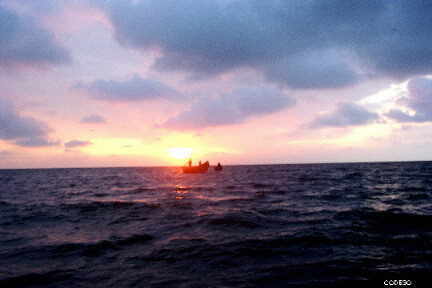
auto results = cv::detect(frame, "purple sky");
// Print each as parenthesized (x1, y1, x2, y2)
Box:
(1, 0, 432, 168)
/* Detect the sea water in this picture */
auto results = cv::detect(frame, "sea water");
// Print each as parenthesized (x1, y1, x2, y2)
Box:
(1, 162, 431, 287)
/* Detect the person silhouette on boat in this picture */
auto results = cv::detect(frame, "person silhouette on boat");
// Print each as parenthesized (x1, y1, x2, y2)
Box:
(188, 158, 192, 167)
(199, 160, 202, 166)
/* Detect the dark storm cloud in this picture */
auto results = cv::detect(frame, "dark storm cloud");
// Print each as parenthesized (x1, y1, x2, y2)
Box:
(263, 49, 359, 89)
(310, 102, 379, 128)
(102, 0, 432, 88)
(162, 86, 295, 129)
(0, 98, 58, 147)
(386, 77, 432, 123)
(64, 140, 92, 148)
(80, 114, 106, 124)
(76, 75, 181, 102)
(0, 5, 70, 68)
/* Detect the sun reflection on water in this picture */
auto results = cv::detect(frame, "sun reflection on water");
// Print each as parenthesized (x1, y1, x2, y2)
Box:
(175, 185, 191, 200)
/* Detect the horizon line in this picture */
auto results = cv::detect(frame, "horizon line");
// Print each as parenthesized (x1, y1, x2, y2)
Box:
(1, 159, 431, 171)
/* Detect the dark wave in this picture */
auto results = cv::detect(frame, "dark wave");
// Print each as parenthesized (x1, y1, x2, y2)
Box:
(0, 270, 74, 288)
(406, 193, 430, 200)
(204, 212, 264, 229)
(124, 187, 154, 194)
(3, 232, 154, 261)
(60, 200, 161, 213)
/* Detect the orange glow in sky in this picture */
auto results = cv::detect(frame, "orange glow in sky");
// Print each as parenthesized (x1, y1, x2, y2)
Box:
(67, 132, 232, 166)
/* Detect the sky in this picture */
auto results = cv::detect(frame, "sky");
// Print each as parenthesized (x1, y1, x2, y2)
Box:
(1, 0, 432, 168)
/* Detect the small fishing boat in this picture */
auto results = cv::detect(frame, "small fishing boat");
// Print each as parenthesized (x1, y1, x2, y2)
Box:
(214, 162, 223, 171)
(182, 161, 209, 174)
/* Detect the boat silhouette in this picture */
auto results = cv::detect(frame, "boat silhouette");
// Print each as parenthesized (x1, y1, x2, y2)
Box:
(182, 161, 209, 173)
(214, 162, 223, 171)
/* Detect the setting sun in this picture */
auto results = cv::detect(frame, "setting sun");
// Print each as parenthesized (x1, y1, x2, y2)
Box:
(168, 147, 193, 160)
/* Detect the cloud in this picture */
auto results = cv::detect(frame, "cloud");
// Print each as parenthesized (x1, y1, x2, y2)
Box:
(0, 150, 12, 157)
(310, 102, 379, 128)
(386, 109, 418, 123)
(0, 4, 70, 68)
(102, 0, 432, 88)
(386, 77, 432, 123)
(15, 138, 59, 147)
(80, 114, 106, 124)
(76, 75, 181, 102)
(162, 86, 295, 129)
(263, 49, 359, 89)
(64, 140, 92, 148)
(0, 98, 58, 147)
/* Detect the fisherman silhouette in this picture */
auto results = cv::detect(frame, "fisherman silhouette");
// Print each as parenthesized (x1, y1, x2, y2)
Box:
(188, 159, 192, 167)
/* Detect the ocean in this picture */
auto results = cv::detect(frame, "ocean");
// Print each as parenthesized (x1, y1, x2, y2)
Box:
(1, 162, 431, 287)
